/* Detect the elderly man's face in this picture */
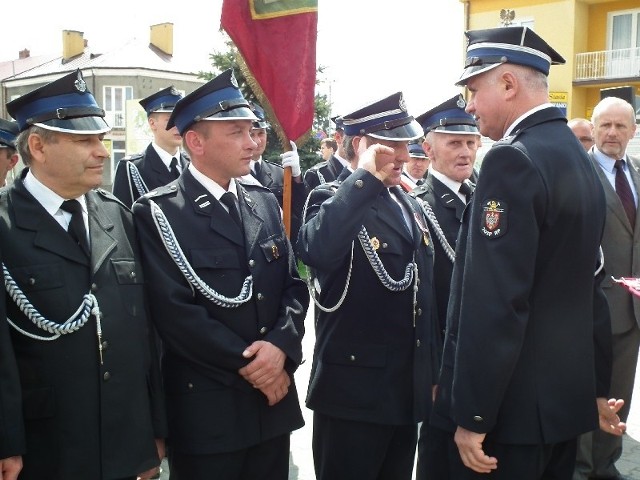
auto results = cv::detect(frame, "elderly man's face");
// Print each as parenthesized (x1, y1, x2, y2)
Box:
(405, 155, 429, 180)
(424, 133, 478, 183)
(593, 104, 636, 160)
(569, 122, 594, 151)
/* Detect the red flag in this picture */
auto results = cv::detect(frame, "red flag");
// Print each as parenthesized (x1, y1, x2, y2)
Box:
(221, 0, 318, 146)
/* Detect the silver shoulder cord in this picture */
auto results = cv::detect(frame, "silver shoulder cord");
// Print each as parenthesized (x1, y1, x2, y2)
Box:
(126, 161, 150, 199)
(4, 264, 105, 363)
(149, 199, 253, 308)
(317, 169, 326, 185)
(301, 190, 416, 314)
(595, 246, 604, 277)
(416, 197, 456, 263)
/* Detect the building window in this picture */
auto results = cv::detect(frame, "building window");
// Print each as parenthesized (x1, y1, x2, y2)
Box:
(103, 86, 133, 129)
(607, 9, 640, 79)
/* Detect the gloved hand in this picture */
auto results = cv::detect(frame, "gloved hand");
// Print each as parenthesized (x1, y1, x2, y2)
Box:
(280, 140, 301, 177)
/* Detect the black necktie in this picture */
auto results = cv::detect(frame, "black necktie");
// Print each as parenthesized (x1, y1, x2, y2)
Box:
(220, 192, 242, 228)
(459, 181, 474, 203)
(252, 161, 262, 182)
(169, 157, 180, 179)
(60, 199, 90, 256)
(614, 159, 636, 228)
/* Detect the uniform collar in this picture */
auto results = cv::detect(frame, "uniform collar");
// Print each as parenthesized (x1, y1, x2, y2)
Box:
(187, 163, 238, 201)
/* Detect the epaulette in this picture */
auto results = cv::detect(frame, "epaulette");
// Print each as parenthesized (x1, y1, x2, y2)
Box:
(307, 160, 329, 173)
(142, 183, 178, 199)
(313, 179, 340, 194)
(121, 152, 144, 162)
(408, 183, 428, 198)
(236, 178, 271, 192)
(95, 188, 129, 209)
(492, 132, 520, 147)
(264, 159, 284, 170)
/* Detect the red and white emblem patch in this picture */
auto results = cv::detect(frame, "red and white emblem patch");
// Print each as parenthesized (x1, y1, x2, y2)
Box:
(481, 199, 507, 238)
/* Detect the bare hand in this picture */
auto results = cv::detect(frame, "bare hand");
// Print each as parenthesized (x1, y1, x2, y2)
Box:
(597, 397, 626, 436)
(357, 143, 399, 186)
(239, 341, 286, 388)
(259, 370, 291, 406)
(454, 426, 498, 473)
(136, 438, 165, 480)
(0, 456, 23, 480)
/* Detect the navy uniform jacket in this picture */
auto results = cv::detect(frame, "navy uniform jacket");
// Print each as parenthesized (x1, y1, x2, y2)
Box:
(132, 170, 308, 454)
(411, 173, 466, 335)
(431, 107, 612, 445)
(112, 143, 189, 208)
(297, 168, 440, 425)
(303, 155, 345, 193)
(253, 159, 306, 240)
(0, 171, 166, 480)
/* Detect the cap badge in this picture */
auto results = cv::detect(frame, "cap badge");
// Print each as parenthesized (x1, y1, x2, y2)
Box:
(370, 236, 380, 251)
(457, 97, 466, 109)
(399, 94, 407, 113)
(481, 199, 507, 238)
(170, 86, 179, 96)
(230, 72, 239, 89)
(74, 72, 87, 93)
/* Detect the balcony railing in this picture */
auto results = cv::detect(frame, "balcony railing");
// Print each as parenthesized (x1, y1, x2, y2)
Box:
(575, 47, 640, 81)
(104, 112, 125, 129)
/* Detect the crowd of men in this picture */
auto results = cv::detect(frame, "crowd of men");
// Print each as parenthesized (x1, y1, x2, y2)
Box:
(0, 24, 636, 480)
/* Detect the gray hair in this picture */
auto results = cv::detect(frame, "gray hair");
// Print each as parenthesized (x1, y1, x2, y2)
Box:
(15, 126, 59, 166)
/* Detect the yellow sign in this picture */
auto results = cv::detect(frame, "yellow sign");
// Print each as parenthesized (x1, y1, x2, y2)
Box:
(549, 92, 568, 102)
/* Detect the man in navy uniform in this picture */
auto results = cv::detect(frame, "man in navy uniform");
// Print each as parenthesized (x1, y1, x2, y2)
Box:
(0, 69, 166, 480)
(0, 119, 19, 186)
(132, 69, 308, 480)
(426, 27, 624, 479)
(297, 92, 440, 480)
(400, 142, 430, 190)
(245, 102, 306, 240)
(304, 116, 348, 192)
(409, 94, 480, 479)
(112, 86, 187, 207)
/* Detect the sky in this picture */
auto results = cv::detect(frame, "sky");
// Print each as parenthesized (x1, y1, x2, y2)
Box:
(0, 1, 466, 118)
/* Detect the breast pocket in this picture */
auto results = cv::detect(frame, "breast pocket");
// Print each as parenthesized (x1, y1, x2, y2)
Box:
(111, 259, 144, 316)
(258, 234, 288, 264)
(8, 263, 65, 293)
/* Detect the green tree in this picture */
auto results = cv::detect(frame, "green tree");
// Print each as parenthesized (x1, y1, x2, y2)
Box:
(200, 36, 330, 172)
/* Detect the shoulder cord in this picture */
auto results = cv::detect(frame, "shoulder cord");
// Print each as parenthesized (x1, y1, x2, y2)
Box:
(126, 161, 149, 199)
(317, 169, 326, 185)
(595, 246, 604, 277)
(301, 190, 415, 313)
(416, 197, 456, 263)
(4, 264, 105, 363)
(149, 199, 253, 308)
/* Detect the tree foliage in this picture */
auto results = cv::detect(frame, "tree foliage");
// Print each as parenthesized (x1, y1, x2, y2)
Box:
(199, 36, 330, 172)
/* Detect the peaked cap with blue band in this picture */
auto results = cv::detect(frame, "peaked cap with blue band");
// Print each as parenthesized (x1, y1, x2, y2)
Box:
(167, 69, 257, 135)
(416, 94, 479, 135)
(0, 119, 19, 149)
(342, 92, 422, 141)
(331, 115, 344, 131)
(250, 102, 269, 129)
(6, 69, 110, 134)
(457, 26, 566, 86)
(408, 142, 428, 158)
(139, 86, 183, 115)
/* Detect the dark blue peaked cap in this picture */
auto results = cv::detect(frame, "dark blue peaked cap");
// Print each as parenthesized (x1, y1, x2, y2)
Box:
(0, 119, 19, 148)
(331, 115, 344, 131)
(250, 102, 269, 129)
(416, 94, 479, 135)
(167, 69, 257, 135)
(408, 142, 427, 158)
(6, 69, 110, 134)
(139, 86, 183, 115)
(342, 92, 422, 141)
(457, 26, 566, 85)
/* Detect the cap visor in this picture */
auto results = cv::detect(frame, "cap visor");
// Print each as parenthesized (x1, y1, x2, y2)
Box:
(367, 119, 424, 142)
(35, 117, 111, 135)
(456, 63, 502, 86)
(203, 106, 258, 121)
(431, 125, 480, 135)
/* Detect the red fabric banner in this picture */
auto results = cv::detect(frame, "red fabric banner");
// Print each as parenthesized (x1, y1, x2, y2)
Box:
(221, 0, 318, 146)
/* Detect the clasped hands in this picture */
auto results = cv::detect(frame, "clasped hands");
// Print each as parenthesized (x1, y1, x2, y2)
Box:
(239, 340, 289, 406)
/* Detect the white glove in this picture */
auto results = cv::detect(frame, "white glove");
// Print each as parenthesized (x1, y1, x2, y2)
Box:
(280, 140, 301, 177)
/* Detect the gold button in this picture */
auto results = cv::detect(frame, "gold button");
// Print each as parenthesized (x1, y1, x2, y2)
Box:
(355, 180, 364, 188)
(382, 243, 388, 249)
(103, 372, 111, 381)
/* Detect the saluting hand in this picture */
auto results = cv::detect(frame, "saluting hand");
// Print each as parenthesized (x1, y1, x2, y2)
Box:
(454, 426, 498, 474)
(357, 143, 398, 187)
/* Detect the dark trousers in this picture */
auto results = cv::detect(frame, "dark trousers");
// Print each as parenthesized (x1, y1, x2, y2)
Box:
(418, 424, 577, 480)
(168, 434, 290, 480)
(312, 411, 418, 480)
